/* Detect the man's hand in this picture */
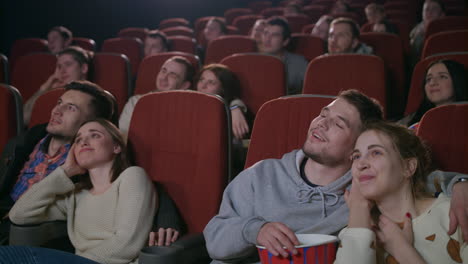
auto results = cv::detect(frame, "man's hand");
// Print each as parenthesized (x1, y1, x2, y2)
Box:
(148, 228, 180, 246)
(448, 181, 468, 241)
(257, 222, 299, 258)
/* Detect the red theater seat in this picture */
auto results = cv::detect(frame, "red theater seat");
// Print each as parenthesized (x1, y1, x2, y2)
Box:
(118, 27, 149, 41)
(224, 8, 253, 25)
(421, 30, 468, 59)
(303, 54, 387, 116)
(0, 54, 8, 84)
(29, 88, 66, 128)
(161, 26, 195, 38)
(159, 18, 190, 30)
(303, 5, 327, 23)
(261, 7, 284, 18)
(0, 84, 23, 153)
(10, 38, 48, 72)
(221, 53, 286, 115)
(289, 34, 325, 61)
(285, 15, 311, 33)
(232, 15, 263, 35)
(248, 1, 273, 14)
(72, 37, 96, 51)
(205, 36, 257, 64)
(101, 37, 143, 77)
(168, 36, 197, 54)
(425, 16, 468, 40)
(245, 95, 335, 168)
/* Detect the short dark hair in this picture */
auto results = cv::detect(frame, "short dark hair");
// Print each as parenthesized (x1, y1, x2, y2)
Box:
(266, 16, 291, 40)
(425, 0, 446, 14)
(64, 81, 118, 125)
(209, 17, 228, 34)
(338, 89, 383, 128)
(169, 56, 196, 85)
(196, 63, 240, 104)
(49, 26, 73, 41)
(331, 17, 360, 39)
(57, 46, 93, 67)
(147, 30, 170, 51)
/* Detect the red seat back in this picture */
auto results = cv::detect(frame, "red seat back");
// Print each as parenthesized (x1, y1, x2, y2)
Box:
(167, 36, 197, 54)
(0, 54, 8, 84)
(425, 16, 468, 40)
(10, 38, 48, 72)
(29, 88, 66, 128)
(72, 37, 96, 51)
(224, 8, 253, 25)
(289, 34, 325, 61)
(159, 18, 190, 30)
(285, 15, 312, 33)
(417, 103, 468, 173)
(248, 1, 273, 14)
(303, 5, 327, 22)
(303, 54, 387, 115)
(92, 53, 131, 113)
(117, 27, 149, 41)
(134, 52, 200, 95)
(261, 7, 285, 17)
(101, 37, 143, 77)
(404, 52, 468, 115)
(232, 15, 263, 35)
(221, 53, 286, 114)
(161, 26, 194, 38)
(205, 36, 257, 64)
(0, 84, 23, 153)
(11, 53, 57, 102)
(421, 30, 468, 59)
(128, 91, 229, 234)
(245, 95, 335, 168)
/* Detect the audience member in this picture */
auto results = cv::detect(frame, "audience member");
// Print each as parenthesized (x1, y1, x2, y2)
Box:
(203, 90, 468, 263)
(311, 15, 334, 41)
(250, 19, 267, 52)
(47, 26, 73, 54)
(23, 46, 92, 126)
(410, 0, 445, 62)
(399, 60, 468, 130)
(261, 17, 308, 95)
(119, 56, 195, 136)
(144, 30, 169, 57)
(204, 17, 227, 44)
(7, 119, 156, 264)
(336, 121, 467, 263)
(328, 17, 373, 54)
(365, 3, 398, 34)
(330, 0, 352, 16)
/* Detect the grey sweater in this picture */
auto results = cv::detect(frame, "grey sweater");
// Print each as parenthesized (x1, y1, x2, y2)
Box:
(203, 149, 351, 263)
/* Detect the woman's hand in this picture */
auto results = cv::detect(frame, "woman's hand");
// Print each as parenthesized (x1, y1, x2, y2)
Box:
(148, 228, 180, 246)
(231, 107, 249, 140)
(61, 144, 86, 177)
(345, 179, 374, 228)
(39, 70, 63, 93)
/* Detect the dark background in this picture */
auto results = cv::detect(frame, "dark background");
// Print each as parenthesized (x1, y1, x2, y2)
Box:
(0, 0, 273, 56)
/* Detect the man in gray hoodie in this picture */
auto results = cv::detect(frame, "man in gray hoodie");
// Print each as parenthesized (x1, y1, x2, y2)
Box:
(203, 90, 468, 263)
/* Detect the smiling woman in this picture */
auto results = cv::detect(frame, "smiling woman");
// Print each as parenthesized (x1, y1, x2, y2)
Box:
(8, 119, 156, 264)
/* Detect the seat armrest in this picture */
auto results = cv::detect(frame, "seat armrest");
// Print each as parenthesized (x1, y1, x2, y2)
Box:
(9, 220, 68, 246)
(139, 233, 210, 264)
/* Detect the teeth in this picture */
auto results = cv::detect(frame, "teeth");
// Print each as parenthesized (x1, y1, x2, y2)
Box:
(313, 133, 323, 141)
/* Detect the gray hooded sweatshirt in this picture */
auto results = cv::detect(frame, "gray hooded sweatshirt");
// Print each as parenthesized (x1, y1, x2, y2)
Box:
(204, 149, 351, 263)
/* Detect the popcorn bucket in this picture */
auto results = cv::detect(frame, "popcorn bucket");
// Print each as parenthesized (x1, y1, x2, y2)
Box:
(256, 234, 338, 264)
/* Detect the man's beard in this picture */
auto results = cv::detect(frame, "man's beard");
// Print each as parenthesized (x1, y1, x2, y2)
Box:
(302, 145, 344, 168)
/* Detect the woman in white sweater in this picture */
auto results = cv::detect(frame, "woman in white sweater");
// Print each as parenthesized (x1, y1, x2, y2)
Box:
(335, 121, 467, 264)
(7, 119, 156, 264)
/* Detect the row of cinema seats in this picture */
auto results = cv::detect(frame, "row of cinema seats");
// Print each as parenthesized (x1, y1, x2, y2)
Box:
(2, 50, 468, 155)
(7, 91, 468, 263)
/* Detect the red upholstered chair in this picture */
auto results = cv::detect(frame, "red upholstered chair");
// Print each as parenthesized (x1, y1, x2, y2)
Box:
(159, 18, 190, 30)
(289, 34, 325, 61)
(386, 10, 417, 27)
(28, 88, 66, 128)
(303, 5, 327, 23)
(285, 15, 312, 33)
(101, 37, 143, 77)
(0, 84, 23, 153)
(11, 53, 57, 102)
(161, 26, 195, 38)
(301, 24, 315, 34)
(360, 32, 405, 117)
(117, 27, 149, 41)
(220, 53, 286, 115)
(168, 36, 197, 54)
(10, 38, 48, 72)
(404, 52, 468, 116)
(205, 36, 257, 64)
(261, 7, 284, 18)
(303, 54, 387, 116)
(0, 53, 8, 84)
(226, 25, 240, 35)
(245, 95, 335, 168)
(130, 91, 230, 262)
(134, 52, 200, 95)
(361, 20, 411, 54)
(72, 37, 96, 51)
(421, 30, 468, 59)
(248, 1, 273, 14)
(417, 103, 468, 173)
(232, 15, 263, 35)
(92, 53, 132, 113)
(425, 16, 468, 40)
(224, 8, 253, 25)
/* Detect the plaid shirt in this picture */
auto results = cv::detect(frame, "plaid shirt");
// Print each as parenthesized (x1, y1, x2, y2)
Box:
(10, 135, 70, 201)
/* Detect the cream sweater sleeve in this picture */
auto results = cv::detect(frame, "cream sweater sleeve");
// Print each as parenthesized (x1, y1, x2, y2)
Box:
(80, 166, 157, 264)
(335, 227, 376, 264)
(9, 166, 74, 225)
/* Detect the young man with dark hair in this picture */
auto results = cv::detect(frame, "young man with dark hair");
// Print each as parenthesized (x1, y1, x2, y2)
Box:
(261, 17, 308, 95)
(328, 17, 373, 54)
(47, 26, 73, 54)
(204, 90, 468, 263)
(144, 30, 170, 57)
